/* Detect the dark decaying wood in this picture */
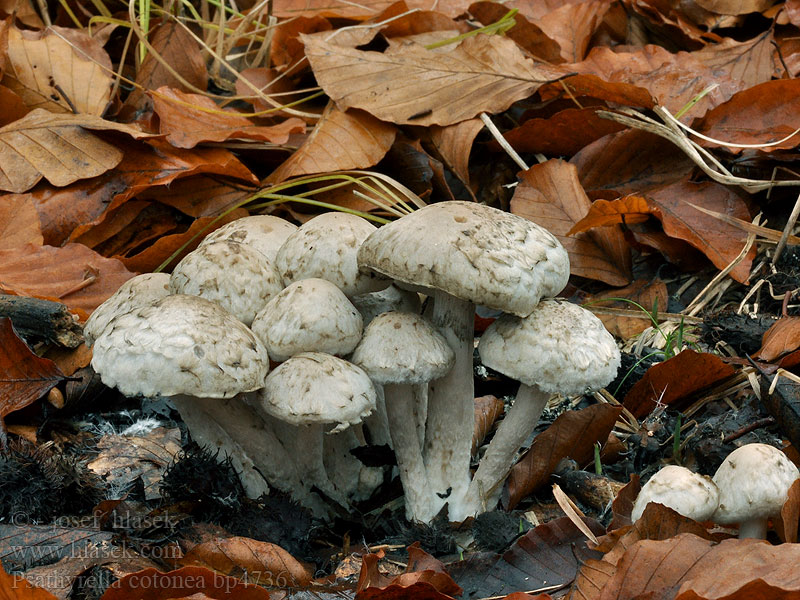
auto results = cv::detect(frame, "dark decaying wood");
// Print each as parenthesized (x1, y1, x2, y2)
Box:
(0, 295, 84, 348)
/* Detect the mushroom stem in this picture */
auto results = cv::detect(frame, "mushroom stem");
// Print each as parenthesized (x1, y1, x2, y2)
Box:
(459, 384, 550, 519)
(293, 423, 352, 510)
(738, 519, 768, 539)
(425, 290, 475, 517)
(385, 383, 437, 522)
(413, 384, 427, 450)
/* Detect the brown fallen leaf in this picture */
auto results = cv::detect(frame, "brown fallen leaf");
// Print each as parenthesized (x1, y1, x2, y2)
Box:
(567, 196, 654, 236)
(0, 562, 58, 600)
(472, 395, 504, 457)
(4, 24, 113, 115)
(643, 179, 755, 284)
(587, 279, 669, 343)
(357, 543, 462, 600)
(427, 118, 484, 192)
(775, 478, 800, 543)
(755, 316, 800, 362)
(0, 109, 155, 193)
(691, 32, 774, 92)
(608, 474, 639, 530)
(100, 565, 271, 599)
(0, 195, 42, 249)
(151, 87, 306, 149)
(266, 103, 397, 184)
(178, 536, 312, 588)
(0, 317, 65, 426)
(511, 160, 632, 287)
(469, 1, 562, 63)
(695, 0, 773, 15)
(302, 33, 568, 126)
(537, 0, 611, 63)
(504, 403, 622, 510)
(622, 349, 737, 419)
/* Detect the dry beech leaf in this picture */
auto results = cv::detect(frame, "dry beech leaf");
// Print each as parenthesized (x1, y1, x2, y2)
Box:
(0, 317, 65, 418)
(151, 87, 306, 149)
(468, 1, 562, 63)
(500, 108, 625, 157)
(643, 180, 755, 284)
(0, 109, 154, 193)
(428, 118, 484, 189)
(0, 195, 43, 249)
(571, 129, 694, 195)
(623, 349, 737, 419)
(101, 566, 270, 599)
(511, 160, 632, 287)
(608, 474, 640, 530)
(567, 557, 616, 600)
(567, 195, 654, 235)
(694, 79, 800, 152)
(0, 243, 135, 317)
(694, 0, 774, 14)
(273, 0, 470, 19)
(776, 478, 800, 543)
(538, 0, 610, 63)
(302, 33, 568, 126)
(472, 394, 504, 457)
(266, 103, 397, 184)
(588, 279, 669, 340)
(504, 404, 622, 510)
(756, 316, 800, 362)
(4, 25, 113, 115)
(178, 536, 312, 587)
(0, 564, 58, 600)
(691, 31, 775, 91)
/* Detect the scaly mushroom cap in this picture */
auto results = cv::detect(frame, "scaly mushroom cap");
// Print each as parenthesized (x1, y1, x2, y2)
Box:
(351, 311, 454, 384)
(251, 278, 363, 362)
(91, 294, 269, 399)
(169, 240, 283, 325)
(351, 284, 422, 325)
(479, 299, 620, 395)
(631, 465, 719, 522)
(276, 212, 389, 296)
(83, 273, 170, 347)
(713, 443, 800, 525)
(259, 352, 376, 432)
(357, 201, 570, 317)
(199, 215, 297, 263)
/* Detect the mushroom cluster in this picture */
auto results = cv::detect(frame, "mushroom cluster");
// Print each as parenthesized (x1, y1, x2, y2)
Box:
(87, 201, 622, 523)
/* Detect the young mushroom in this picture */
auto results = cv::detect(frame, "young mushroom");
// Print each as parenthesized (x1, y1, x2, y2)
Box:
(461, 299, 620, 519)
(351, 311, 454, 522)
(712, 443, 800, 538)
(358, 201, 570, 518)
(631, 465, 718, 522)
(199, 215, 297, 263)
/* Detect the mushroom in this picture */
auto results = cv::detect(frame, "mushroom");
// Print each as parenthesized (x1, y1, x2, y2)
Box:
(351, 284, 422, 326)
(199, 215, 297, 263)
(90, 294, 277, 499)
(83, 273, 170, 346)
(631, 465, 718, 522)
(351, 311, 454, 521)
(276, 212, 390, 297)
(358, 201, 570, 518)
(257, 352, 377, 508)
(250, 278, 363, 362)
(169, 240, 283, 326)
(461, 299, 620, 519)
(712, 443, 800, 538)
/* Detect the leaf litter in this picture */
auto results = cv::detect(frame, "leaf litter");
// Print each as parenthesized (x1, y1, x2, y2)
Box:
(2, 0, 800, 599)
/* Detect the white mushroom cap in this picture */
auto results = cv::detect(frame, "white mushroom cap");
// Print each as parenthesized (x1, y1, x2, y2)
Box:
(169, 240, 283, 326)
(91, 294, 269, 398)
(479, 300, 620, 395)
(83, 273, 170, 346)
(276, 212, 390, 297)
(351, 284, 422, 325)
(713, 443, 800, 525)
(199, 215, 297, 263)
(251, 278, 363, 362)
(631, 465, 719, 522)
(259, 352, 376, 432)
(351, 312, 454, 385)
(357, 201, 570, 317)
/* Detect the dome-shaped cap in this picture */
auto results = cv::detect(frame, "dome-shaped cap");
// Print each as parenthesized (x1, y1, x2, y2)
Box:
(251, 278, 363, 362)
(259, 352, 376, 432)
(169, 240, 283, 325)
(478, 300, 620, 395)
(91, 294, 269, 399)
(631, 465, 718, 522)
(350, 284, 421, 326)
(357, 201, 570, 317)
(713, 443, 800, 524)
(199, 215, 297, 263)
(351, 311, 454, 385)
(276, 212, 389, 297)
(84, 273, 170, 347)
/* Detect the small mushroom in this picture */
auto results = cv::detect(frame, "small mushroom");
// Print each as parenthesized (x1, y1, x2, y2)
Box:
(712, 443, 800, 538)
(351, 311, 454, 521)
(199, 215, 297, 263)
(631, 465, 718, 522)
(461, 299, 620, 519)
